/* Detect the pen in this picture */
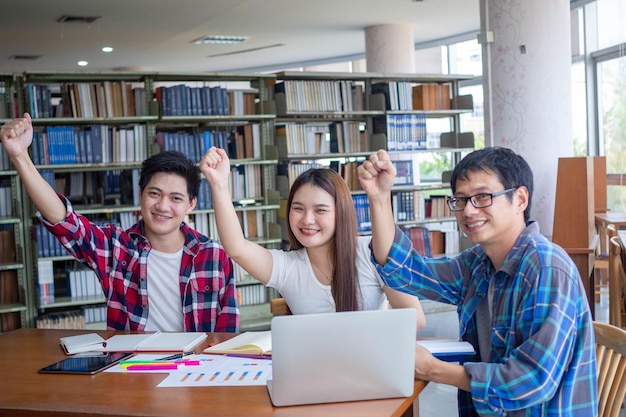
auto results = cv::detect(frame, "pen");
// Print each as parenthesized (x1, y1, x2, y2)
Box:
(156, 351, 195, 361)
(125, 364, 182, 371)
(120, 360, 201, 367)
(224, 353, 272, 360)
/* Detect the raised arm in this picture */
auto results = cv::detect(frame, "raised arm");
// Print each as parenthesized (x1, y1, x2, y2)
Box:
(0, 113, 67, 223)
(383, 286, 427, 330)
(357, 149, 397, 265)
(199, 147, 274, 284)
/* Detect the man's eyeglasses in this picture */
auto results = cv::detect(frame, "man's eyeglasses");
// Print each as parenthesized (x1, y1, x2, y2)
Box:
(447, 188, 517, 212)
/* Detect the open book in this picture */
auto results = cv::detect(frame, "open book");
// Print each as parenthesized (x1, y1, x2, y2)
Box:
(203, 331, 271, 356)
(60, 332, 207, 355)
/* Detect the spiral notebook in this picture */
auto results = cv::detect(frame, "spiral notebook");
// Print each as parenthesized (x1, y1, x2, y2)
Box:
(266, 308, 417, 406)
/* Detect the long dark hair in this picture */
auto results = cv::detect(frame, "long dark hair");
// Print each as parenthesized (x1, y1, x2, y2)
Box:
(286, 169, 360, 311)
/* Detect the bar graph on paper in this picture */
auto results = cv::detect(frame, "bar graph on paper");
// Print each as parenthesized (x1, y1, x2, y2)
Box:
(158, 354, 272, 387)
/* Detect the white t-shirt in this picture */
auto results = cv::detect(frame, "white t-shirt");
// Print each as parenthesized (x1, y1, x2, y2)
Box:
(145, 248, 184, 331)
(267, 236, 388, 314)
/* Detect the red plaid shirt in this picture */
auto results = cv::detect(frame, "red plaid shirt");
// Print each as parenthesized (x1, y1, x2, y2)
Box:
(39, 194, 240, 332)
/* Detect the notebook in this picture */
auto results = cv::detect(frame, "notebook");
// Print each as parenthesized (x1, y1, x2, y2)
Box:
(60, 332, 207, 354)
(267, 308, 417, 406)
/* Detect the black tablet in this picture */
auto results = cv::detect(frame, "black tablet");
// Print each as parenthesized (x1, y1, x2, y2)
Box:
(38, 351, 135, 375)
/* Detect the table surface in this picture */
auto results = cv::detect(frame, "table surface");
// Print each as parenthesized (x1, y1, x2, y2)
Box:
(595, 212, 626, 226)
(0, 328, 425, 417)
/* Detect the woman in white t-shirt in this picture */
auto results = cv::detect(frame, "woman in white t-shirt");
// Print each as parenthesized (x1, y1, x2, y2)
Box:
(201, 147, 425, 329)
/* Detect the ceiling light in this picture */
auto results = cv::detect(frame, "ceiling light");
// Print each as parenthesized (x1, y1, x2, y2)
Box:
(193, 35, 250, 45)
(77, 60, 88, 66)
(9, 55, 41, 60)
(57, 15, 101, 23)
(102, 46, 113, 53)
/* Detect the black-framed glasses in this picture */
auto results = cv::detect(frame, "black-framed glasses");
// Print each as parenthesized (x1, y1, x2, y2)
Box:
(447, 188, 517, 212)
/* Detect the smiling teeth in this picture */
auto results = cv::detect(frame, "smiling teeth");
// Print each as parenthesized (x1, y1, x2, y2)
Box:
(466, 220, 486, 228)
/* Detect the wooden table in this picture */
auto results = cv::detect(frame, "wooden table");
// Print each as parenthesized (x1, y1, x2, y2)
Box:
(0, 328, 426, 417)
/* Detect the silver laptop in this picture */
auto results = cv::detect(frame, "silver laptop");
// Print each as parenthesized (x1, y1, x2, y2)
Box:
(267, 308, 417, 406)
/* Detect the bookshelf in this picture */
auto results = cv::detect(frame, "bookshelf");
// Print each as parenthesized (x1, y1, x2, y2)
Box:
(272, 71, 474, 255)
(15, 71, 280, 330)
(0, 73, 34, 332)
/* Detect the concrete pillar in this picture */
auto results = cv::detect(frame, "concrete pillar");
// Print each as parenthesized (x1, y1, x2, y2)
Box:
(479, 0, 572, 238)
(365, 24, 415, 73)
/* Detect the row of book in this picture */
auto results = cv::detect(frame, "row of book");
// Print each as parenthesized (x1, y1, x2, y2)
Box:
(31, 124, 148, 165)
(36, 310, 88, 329)
(191, 209, 266, 241)
(371, 81, 415, 111)
(236, 282, 269, 306)
(372, 114, 428, 151)
(277, 160, 365, 196)
(0, 181, 13, 217)
(41, 169, 142, 210)
(275, 120, 368, 155)
(352, 194, 372, 233)
(26, 82, 146, 119)
(0, 143, 10, 171)
(35, 214, 140, 259)
(393, 192, 452, 222)
(157, 130, 226, 164)
(274, 80, 365, 113)
(371, 82, 452, 111)
(25, 82, 263, 120)
(0, 91, 8, 120)
(35, 224, 67, 258)
(156, 84, 234, 117)
(156, 124, 261, 164)
(38, 260, 103, 301)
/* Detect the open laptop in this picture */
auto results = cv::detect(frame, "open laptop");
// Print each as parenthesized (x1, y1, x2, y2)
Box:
(267, 308, 417, 406)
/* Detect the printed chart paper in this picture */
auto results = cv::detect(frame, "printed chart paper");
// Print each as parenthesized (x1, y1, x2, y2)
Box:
(105, 353, 272, 387)
(158, 354, 272, 387)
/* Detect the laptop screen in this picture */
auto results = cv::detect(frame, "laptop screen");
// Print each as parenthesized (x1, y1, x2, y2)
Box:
(268, 308, 417, 406)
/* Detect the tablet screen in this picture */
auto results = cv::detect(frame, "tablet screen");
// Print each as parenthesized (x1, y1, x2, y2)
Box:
(38, 352, 135, 375)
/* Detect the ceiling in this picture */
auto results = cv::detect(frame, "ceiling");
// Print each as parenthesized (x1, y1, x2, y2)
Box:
(0, 0, 480, 74)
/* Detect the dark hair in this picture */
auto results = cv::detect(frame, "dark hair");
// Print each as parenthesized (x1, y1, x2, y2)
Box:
(450, 147, 533, 223)
(138, 151, 201, 201)
(286, 169, 360, 312)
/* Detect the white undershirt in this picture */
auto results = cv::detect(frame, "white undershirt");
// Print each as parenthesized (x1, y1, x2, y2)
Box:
(144, 248, 184, 331)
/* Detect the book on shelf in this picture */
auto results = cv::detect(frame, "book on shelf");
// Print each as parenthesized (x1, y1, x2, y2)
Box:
(405, 227, 431, 257)
(391, 160, 414, 186)
(203, 330, 272, 356)
(61, 331, 208, 354)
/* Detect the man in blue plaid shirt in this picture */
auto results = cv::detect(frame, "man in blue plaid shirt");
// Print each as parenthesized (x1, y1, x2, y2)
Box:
(358, 147, 597, 417)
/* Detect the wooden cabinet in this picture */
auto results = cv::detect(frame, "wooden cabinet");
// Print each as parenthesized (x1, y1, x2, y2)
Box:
(552, 156, 603, 317)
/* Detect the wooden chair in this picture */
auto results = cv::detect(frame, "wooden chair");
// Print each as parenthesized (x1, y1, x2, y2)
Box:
(608, 236, 626, 329)
(594, 321, 626, 417)
(596, 224, 618, 302)
(269, 298, 291, 316)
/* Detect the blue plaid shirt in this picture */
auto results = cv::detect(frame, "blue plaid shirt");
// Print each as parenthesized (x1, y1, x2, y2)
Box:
(375, 222, 597, 417)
